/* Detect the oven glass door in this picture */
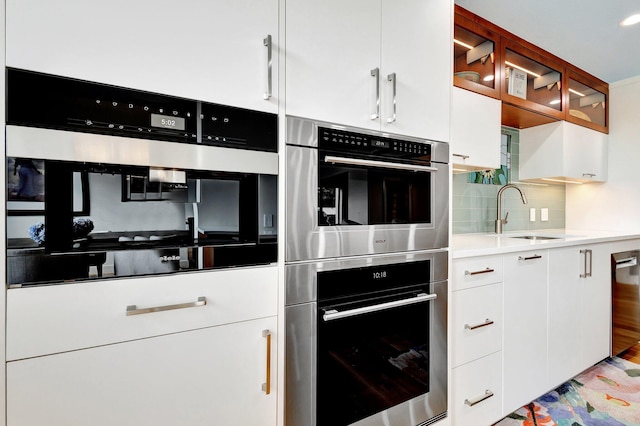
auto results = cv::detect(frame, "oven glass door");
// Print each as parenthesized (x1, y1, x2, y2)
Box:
(317, 286, 433, 425)
(318, 154, 432, 227)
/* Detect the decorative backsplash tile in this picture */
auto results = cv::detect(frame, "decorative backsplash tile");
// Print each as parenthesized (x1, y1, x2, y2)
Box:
(452, 127, 566, 234)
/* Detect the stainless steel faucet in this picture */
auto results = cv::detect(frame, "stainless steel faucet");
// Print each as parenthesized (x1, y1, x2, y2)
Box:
(495, 184, 528, 234)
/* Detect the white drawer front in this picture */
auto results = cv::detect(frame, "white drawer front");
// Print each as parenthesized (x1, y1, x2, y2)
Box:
(452, 283, 502, 367)
(452, 255, 503, 291)
(451, 351, 503, 426)
(7, 265, 277, 360)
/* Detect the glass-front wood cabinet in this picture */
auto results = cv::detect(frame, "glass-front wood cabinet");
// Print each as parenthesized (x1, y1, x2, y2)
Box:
(566, 69, 608, 133)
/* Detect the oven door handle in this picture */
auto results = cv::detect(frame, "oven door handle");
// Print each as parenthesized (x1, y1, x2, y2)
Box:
(322, 292, 437, 322)
(324, 155, 438, 173)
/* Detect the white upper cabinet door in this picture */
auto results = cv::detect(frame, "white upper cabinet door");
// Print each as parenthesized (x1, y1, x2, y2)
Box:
(380, 0, 451, 141)
(6, 0, 279, 113)
(286, 0, 452, 140)
(450, 87, 501, 171)
(285, 0, 382, 131)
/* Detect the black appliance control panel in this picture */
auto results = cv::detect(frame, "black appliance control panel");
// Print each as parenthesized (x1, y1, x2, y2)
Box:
(6, 68, 277, 152)
(318, 126, 431, 160)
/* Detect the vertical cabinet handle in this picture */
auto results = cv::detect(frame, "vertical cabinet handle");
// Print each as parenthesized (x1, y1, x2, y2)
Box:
(370, 68, 380, 120)
(263, 35, 272, 100)
(580, 249, 593, 278)
(261, 329, 272, 395)
(387, 72, 397, 123)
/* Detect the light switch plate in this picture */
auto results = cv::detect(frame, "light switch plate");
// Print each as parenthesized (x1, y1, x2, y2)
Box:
(530, 207, 536, 222)
(541, 208, 549, 222)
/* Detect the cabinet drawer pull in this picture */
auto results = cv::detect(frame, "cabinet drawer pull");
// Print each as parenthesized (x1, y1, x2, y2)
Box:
(371, 68, 380, 120)
(518, 254, 542, 261)
(386, 72, 397, 123)
(126, 296, 206, 316)
(465, 318, 494, 330)
(262, 329, 272, 395)
(465, 267, 495, 276)
(263, 35, 272, 100)
(465, 389, 494, 407)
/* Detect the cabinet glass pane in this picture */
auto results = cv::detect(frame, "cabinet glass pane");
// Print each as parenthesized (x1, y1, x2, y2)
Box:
(454, 25, 495, 90)
(504, 48, 562, 111)
(568, 78, 606, 127)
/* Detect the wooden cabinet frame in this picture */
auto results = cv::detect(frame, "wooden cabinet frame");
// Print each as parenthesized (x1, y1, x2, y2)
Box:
(454, 5, 609, 134)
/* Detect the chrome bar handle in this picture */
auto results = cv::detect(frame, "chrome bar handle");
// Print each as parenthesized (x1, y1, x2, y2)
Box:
(465, 318, 495, 331)
(324, 155, 437, 173)
(465, 268, 495, 276)
(261, 329, 272, 395)
(323, 293, 436, 322)
(371, 68, 380, 120)
(580, 249, 593, 278)
(263, 35, 272, 100)
(582, 173, 596, 179)
(453, 153, 470, 160)
(465, 390, 494, 407)
(387, 72, 397, 123)
(126, 296, 206, 316)
(518, 254, 542, 261)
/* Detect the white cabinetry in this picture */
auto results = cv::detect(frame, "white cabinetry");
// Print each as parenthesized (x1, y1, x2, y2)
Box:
(451, 87, 502, 172)
(7, 316, 276, 426)
(5, 266, 278, 425)
(451, 255, 503, 426)
(519, 121, 608, 183)
(6, 0, 278, 113)
(285, 0, 451, 141)
(502, 250, 548, 415)
(547, 243, 611, 387)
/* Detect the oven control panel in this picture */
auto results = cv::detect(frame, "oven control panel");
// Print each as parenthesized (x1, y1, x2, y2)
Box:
(318, 126, 431, 159)
(7, 68, 277, 152)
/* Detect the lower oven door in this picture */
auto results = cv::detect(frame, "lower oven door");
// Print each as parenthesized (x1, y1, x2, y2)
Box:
(318, 282, 447, 426)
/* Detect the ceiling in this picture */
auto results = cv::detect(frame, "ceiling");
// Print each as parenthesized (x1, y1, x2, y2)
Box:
(454, 0, 640, 83)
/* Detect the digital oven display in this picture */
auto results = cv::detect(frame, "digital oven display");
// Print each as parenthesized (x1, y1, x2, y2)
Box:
(150, 113, 186, 131)
(371, 139, 390, 149)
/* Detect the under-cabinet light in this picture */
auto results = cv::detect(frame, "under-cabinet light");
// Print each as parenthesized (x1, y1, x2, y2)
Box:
(541, 178, 584, 185)
(569, 88, 586, 97)
(620, 14, 640, 26)
(483, 74, 495, 82)
(505, 61, 541, 78)
(453, 38, 474, 50)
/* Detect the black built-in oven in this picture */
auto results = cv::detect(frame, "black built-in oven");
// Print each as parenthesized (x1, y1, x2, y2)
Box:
(285, 250, 448, 426)
(286, 116, 449, 262)
(5, 68, 278, 286)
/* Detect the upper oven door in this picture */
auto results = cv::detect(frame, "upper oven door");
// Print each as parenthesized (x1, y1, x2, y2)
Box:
(286, 123, 448, 262)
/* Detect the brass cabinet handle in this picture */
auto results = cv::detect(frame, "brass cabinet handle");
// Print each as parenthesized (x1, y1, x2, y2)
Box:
(261, 329, 272, 395)
(126, 296, 206, 316)
(465, 389, 494, 407)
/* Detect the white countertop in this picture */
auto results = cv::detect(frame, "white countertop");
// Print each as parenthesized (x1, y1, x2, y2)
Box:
(452, 229, 640, 258)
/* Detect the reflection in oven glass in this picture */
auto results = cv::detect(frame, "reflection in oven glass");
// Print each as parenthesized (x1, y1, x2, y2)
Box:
(317, 293, 430, 425)
(318, 164, 431, 226)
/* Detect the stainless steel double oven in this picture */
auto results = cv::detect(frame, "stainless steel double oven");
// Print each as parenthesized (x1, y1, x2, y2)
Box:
(285, 117, 449, 426)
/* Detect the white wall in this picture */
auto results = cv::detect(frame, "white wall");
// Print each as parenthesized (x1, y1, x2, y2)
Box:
(566, 76, 640, 231)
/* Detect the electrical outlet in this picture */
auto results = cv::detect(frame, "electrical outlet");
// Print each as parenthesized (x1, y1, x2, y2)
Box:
(541, 208, 549, 222)
(530, 207, 536, 222)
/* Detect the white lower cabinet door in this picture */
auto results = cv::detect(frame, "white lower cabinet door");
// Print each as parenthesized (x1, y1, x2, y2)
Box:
(502, 251, 548, 415)
(451, 351, 503, 426)
(7, 317, 277, 426)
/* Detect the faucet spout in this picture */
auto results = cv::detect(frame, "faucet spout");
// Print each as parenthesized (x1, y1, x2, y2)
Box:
(495, 184, 528, 234)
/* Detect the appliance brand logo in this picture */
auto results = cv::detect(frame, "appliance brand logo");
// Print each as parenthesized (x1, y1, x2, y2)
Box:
(375, 239, 387, 244)
(159, 255, 181, 263)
